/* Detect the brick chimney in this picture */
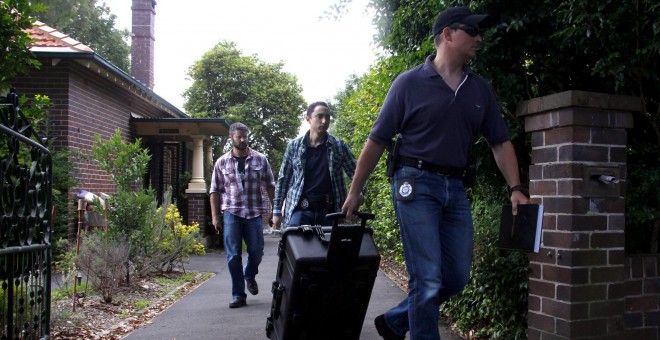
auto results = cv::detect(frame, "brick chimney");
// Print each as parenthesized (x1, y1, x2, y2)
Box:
(131, 0, 155, 89)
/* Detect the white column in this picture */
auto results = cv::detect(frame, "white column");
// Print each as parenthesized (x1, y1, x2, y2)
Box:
(204, 140, 213, 182)
(186, 135, 207, 193)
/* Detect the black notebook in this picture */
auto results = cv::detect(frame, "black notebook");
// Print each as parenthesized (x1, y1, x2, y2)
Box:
(498, 204, 544, 253)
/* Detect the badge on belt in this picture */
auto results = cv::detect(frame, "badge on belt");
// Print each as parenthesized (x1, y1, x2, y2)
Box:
(300, 198, 310, 209)
(396, 178, 415, 201)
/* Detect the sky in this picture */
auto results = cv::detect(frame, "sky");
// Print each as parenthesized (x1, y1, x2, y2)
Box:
(102, 0, 379, 113)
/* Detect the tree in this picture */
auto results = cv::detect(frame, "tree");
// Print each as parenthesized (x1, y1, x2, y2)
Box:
(0, 0, 45, 91)
(183, 41, 306, 172)
(35, 0, 130, 71)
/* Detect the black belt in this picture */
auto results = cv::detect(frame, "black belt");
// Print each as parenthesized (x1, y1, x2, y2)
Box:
(298, 196, 334, 211)
(397, 156, 465, 178)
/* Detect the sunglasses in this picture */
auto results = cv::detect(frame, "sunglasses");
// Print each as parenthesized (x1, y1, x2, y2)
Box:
(449, 24, 481, 37)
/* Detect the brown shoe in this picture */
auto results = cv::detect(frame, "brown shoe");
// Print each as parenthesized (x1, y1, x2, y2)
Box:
(375, 314, 404, 340)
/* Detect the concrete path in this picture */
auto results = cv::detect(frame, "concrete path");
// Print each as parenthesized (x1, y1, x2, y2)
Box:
(123, 232, 464, 340)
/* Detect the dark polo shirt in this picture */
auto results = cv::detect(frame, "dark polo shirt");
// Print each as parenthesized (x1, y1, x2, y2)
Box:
(369, 55, 510, 168)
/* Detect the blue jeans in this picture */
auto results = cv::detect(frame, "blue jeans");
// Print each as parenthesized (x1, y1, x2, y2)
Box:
(288, 208, 332, 226)
(385, 166, 473, 339)
(223, 212, 264, 299)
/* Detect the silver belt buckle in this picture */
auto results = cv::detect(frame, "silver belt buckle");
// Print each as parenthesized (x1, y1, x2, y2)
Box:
(300, 198, 309, 209)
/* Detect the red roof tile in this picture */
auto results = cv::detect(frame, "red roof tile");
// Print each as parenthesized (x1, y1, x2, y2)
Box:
(26, 21, 94, 53)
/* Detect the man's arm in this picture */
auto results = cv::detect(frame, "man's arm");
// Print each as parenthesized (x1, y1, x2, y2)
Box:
(209, 160, 224, 233)
(209, 192, 222, 233)
(491, 141, 530, 214)
(342, 139, 387, 217)
(272, 143, 294, 229)
(341, 139, 358, 179)
(262, 158, 276, 207)
(267, 187, 275, 209)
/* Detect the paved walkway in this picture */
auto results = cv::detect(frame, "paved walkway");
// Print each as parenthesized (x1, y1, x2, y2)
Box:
(123, 233, 464, 340)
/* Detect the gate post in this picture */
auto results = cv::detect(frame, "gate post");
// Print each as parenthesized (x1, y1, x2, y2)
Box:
(517, 91, 641, 339)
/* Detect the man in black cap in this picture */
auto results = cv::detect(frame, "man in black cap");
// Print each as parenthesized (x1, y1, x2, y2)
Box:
(342, 6, 529, 340)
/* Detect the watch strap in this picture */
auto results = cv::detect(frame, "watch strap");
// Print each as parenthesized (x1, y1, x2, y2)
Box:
(510, 184, 529, 197)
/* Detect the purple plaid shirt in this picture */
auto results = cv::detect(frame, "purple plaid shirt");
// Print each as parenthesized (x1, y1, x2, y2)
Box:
(209, 148, 275, 219)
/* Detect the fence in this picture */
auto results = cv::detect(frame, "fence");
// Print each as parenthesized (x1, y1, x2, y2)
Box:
(0, 89, 52, 339)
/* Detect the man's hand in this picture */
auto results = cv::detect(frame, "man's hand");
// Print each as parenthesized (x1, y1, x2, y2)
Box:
(341, 192, 363, 220)
(272, 215, 283, 230)
(212, 214, 223, 234)
(510, 191, 530, 215)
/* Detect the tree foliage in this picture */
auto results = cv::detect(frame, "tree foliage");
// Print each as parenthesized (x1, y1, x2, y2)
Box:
(92, 129, 150, 192)
(183, 41, 306, 172)
(0, 0, 45, 91)
(35, 0, 131, 71)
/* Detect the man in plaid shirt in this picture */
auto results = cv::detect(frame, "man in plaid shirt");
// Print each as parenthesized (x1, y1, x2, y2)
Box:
(272, 102, 360, 229)
(210, 122, 275, 308)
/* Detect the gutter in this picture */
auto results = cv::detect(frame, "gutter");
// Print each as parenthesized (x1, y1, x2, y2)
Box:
(32, 51, 188, 118)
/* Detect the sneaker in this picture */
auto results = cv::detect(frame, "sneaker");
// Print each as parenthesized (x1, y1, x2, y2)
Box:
(246, 278, 259, 295)
(375, 314, 404, 340)
(229, 297, 246, 308)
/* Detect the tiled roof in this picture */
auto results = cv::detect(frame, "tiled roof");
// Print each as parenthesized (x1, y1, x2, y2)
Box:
(23, 21, 188, 118)
(26, 21, 94, 53)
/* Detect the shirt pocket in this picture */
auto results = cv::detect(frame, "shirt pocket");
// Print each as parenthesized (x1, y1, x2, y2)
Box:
(247, 163, 263, 180)
(222, 166, 237, 183)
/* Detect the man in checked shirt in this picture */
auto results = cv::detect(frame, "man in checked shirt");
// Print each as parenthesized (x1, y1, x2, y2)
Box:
(210, 122, 275, 309)
(272, 101, 362, 230)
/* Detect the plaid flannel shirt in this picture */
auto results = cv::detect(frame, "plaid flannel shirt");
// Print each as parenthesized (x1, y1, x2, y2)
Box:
(273, 132, 357, 225)
(210, 148, 275, 219)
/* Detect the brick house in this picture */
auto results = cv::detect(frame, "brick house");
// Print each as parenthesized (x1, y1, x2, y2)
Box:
(8, 0, 225, 240)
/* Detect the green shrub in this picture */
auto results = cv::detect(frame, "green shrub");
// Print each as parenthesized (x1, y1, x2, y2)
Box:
(130, 195, 206, 275)
(442, 186, 529, 339)
(76, 231, 130, 303)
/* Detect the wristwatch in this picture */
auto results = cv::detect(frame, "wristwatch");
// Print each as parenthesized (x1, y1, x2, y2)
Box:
(509, 184, 529, 198)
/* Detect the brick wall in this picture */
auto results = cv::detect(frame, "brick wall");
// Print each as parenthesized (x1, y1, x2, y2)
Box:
(625, 255, 660, 339)
(187, 193, 207, 233)
(517, 90, 655, 339)
(10, 57, 183, 239)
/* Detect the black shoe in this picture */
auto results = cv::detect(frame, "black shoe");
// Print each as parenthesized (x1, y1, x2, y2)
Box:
(375, 314, 404, 340)
(229, 297, 246, 308)
(246, 278, 259, 295)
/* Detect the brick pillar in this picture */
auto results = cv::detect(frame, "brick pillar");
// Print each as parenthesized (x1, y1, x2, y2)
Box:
(187, 192, 207, 230)
(517, 91, 641, 339)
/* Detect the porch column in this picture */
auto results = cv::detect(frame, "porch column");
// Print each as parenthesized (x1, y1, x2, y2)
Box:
(204, 139, 213, 182)
(186, 135, 208, 235)
(517, 90, 640, 339)
(186, 135, 206, 192)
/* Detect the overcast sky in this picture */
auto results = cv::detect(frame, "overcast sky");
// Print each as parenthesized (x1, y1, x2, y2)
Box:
(102, 0, 379, 113)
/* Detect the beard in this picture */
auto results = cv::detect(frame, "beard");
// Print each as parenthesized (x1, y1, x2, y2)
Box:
(233, 141, 247, 150)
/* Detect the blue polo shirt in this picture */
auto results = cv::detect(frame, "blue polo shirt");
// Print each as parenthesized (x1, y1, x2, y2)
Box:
(369, 55, 510, 168)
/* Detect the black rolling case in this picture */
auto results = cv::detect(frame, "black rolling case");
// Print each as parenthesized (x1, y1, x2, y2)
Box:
(265, 212, 381, 340)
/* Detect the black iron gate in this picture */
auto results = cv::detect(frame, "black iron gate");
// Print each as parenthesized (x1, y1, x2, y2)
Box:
(0, 89, 52, 339)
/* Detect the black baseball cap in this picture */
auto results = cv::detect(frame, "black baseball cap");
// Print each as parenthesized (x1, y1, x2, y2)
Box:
(432, 7, 493, 37)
